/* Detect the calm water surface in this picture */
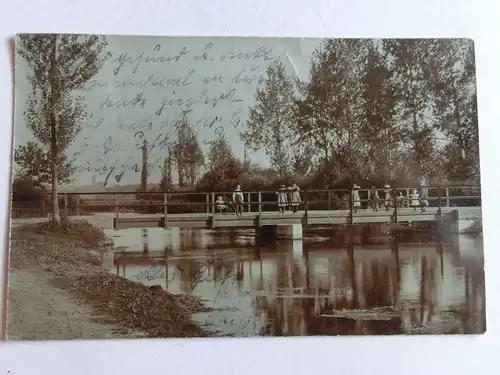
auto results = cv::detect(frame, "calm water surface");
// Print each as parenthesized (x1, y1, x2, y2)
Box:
(102, 227, 485, 336)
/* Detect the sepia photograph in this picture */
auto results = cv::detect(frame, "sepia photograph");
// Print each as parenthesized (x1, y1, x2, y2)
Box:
(7, 34, 484, 340)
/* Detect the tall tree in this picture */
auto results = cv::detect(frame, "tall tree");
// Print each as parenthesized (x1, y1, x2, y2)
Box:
(295, 39, 367, 182)
(173, 118, 205, 186)
(18, 34, 108, 225)
(291, 142, 315, 178)
(242, 59, 295, 176)
(359, 41, 400, 180)
(160, 146, 173, 191)
(429, 39, 479, 182)
(206, 133, 242, 185)
(383, 39, 437, 180)
(14, 141, 75, 185)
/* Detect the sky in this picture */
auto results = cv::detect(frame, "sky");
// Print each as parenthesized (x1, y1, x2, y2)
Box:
(14, 35, 323, 187)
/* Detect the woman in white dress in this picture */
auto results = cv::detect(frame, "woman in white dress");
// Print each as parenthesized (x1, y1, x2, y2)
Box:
(410, 189, 420, 210)
(352, 184, 361, 213)
(290, 183, 301, 213)
(276, 185, 288, 213)
(383, 184, 392, 211)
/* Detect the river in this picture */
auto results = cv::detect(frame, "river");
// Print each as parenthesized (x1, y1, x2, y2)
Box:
(101, 227, 485, 336)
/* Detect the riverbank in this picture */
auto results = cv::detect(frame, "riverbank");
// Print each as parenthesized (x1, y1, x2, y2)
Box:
(7, 220, 212, 340)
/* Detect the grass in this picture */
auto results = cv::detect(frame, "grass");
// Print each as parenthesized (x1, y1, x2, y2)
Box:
(28, 219, 108, 247)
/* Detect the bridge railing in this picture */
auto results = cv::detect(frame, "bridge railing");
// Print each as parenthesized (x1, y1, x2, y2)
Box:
(16, 185, 481, 220)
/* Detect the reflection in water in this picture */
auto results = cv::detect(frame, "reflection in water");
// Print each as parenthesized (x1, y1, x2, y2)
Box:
(103, 227, 485, 336)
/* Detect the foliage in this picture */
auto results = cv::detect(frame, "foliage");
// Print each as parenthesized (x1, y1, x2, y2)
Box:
(428, 39, 479, 182)
(358, 43, 400, 180)
(14, 141, 75, 185)
(241, 59, 296, 176)
(11, 175, 46, 203)
(173, 118, 205, 186)
(203, 134, 243, 187)
(159, 146, 174, 191)
(383, 39, 438, 180)
(295, 40, 369, 183)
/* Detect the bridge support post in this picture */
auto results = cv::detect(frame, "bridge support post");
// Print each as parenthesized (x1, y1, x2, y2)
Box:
(163, 193, 168, 229)
(276, 224, 303, 240)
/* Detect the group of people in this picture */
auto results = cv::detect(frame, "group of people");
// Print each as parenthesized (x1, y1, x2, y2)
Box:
(214, 183, 302, 215)
(351, 183, 429, 213)
(213, 181, 430, 215)
(214, 184, 246, 215)
(276, 183, 302, 213)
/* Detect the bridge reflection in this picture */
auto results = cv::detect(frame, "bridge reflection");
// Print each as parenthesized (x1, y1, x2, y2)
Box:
(102, 228, 485, 336)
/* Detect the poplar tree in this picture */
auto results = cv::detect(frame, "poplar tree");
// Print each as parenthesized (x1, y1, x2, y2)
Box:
(242, 59, 295, 176)
(429, 39, 479, 182)
(173, 118, 204, 186)
(17, 34, 108, 226)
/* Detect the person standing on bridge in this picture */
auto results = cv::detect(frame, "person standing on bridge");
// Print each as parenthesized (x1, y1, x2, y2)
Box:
(410, 189, 420, 211)
(383, 184, 392, 211)
(232, 184, 244, 215)
(368, 185, 380, 212)
(352, 184, 361, 213)
(290, 182, 301, 213)
(419, 179, 429, 213)
(276, 185, 288, 213)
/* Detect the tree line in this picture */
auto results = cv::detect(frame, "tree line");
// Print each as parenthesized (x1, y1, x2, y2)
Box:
(143, 38, 479, 194)
(242, 38, 478, 187)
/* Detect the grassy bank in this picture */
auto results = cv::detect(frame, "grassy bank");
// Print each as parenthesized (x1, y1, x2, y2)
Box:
(9, 220, 212, 338)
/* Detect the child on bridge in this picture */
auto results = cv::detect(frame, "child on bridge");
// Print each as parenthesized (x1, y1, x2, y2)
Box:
(215, 196, 230, 214)
(352, 184, 361, 213)
(232, 185, 244, 215)
(290, 182, 301, 213)
(368, 185, 380, 212)
(276, 185, 288, 213)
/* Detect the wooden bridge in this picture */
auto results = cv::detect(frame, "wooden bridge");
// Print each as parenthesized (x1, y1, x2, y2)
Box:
(34, 185, 482, 238)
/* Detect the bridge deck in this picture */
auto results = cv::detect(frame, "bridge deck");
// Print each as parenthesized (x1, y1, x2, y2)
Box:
(112, 207, 472, 230)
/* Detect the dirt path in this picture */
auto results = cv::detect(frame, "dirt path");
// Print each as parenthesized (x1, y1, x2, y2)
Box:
(7, 267, 144, 340)
(6, 222, 211, 340)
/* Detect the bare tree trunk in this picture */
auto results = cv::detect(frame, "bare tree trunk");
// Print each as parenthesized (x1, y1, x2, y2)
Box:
(49, 37, 60, 226)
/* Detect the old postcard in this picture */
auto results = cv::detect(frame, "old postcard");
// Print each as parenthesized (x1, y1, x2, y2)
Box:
(7, 35, 484, 339)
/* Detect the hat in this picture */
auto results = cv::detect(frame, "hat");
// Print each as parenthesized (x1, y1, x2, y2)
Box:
(353, 184, 360, 189)
(384, 184, 391, 188)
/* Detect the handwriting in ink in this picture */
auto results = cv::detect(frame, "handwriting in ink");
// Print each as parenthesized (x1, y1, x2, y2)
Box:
(112, 45, 191, 76)
(100, 93, 146, 110)
(219, 45, 275, 63)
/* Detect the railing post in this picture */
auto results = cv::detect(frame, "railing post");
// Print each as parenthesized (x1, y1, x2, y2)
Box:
(445, 187, 450, 207)
(206, 193, 210, 214)
(41, 198, 45, 218)
(437, 186, 442, 218)
(349, 188, 353, 225)
(163, 192, 168, 229)
(64, 193, 68, 218)
(328, 191, 332, 210)
(247, 193, 251, 213)
(114, 193, 119, 221)
(258, 191, 262, 216)
(393, 189, 398, 224)
(211, 192, 216, 229)
(257, 191, 262, 228)
(76, 195, 80, 216)
(304, 190, 309, 226)
(211, 192, 215, 215)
